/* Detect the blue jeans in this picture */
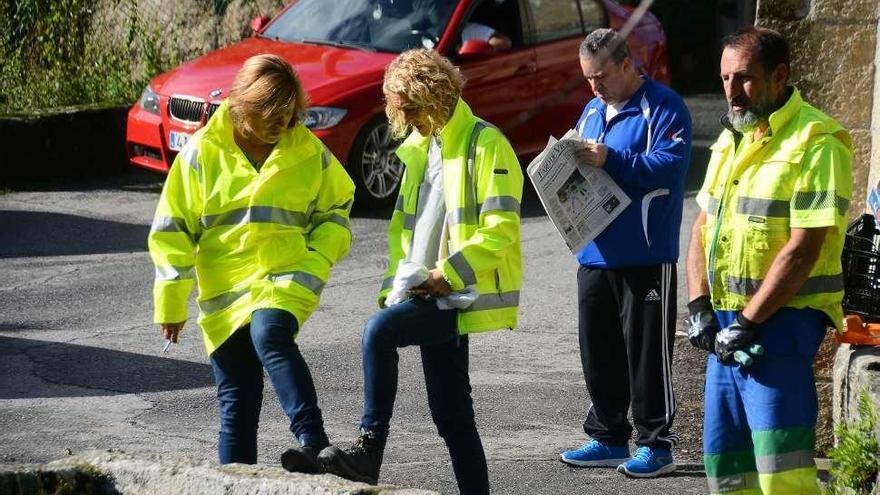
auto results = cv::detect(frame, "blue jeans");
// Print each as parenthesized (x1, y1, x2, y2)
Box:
(360, 298, 489, 495)
(210, 308, 328, 464)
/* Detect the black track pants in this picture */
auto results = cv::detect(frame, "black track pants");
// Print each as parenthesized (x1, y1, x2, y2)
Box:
(577, 264, 678, 449)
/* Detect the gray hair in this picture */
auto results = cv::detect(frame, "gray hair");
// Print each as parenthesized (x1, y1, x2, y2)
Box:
(579, 28, 629, 64)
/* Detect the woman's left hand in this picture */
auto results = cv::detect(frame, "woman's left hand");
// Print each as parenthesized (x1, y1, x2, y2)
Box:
(418, 269, 452, 298)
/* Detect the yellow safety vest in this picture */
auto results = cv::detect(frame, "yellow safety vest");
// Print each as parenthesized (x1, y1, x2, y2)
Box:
(379, 98, 523, 333)
(148, 101, 355, 354)
(697, 88, 852, 328)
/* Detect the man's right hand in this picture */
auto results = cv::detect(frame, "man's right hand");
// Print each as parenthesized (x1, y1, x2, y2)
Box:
(160, 321, 185, 343)
(686, 295, 720, 352)
(715, 314, 764, 367)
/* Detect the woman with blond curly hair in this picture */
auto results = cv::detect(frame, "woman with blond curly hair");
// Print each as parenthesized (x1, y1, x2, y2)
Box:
(287, 48, 523, 494)
(148, 54, 354, 469)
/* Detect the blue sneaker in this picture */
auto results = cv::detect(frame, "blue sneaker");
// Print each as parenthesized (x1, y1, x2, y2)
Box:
(617, 446, 677, 478)
(560, 439, 630, 467)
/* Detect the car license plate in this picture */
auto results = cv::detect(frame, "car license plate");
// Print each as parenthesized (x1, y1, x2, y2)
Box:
(169, 131, 191, 152)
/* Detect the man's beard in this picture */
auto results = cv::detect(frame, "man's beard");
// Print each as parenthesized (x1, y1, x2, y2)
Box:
(727, 95, 776, 133)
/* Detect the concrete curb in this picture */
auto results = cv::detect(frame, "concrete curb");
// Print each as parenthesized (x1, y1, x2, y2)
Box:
(0, 450, 437, 495)
(833, 344, 880, 441)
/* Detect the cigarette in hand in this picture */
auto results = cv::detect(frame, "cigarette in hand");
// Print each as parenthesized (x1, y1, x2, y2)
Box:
(162, 340, 173, 354)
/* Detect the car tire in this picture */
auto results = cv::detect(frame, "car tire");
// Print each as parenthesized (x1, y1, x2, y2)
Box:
(349, 116, 404, 208)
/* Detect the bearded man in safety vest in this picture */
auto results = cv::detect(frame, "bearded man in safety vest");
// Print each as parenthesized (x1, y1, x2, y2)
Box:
(296, 48, 522, 494)
(148, 54, 355, 469)
(686, 27, 852, 495)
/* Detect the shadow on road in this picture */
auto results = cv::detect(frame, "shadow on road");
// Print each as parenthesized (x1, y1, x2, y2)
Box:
(0, 336, 213, 399)
(666, 463, 707, 479)
(0, 211, 149, 258)
(4, 168, 164, 193)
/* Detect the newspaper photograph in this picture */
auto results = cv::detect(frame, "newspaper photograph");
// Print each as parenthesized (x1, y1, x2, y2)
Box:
(527, 129, 631, 254)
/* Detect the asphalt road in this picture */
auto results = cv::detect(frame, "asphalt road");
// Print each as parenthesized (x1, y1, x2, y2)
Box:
(0, 169, 709, 495)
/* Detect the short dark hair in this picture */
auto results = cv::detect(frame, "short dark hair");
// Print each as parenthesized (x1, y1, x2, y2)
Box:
(579, 28, 630, 65)
(721, 26, 791, 73)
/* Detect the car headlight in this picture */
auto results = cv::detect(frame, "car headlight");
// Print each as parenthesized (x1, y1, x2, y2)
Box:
(139, 86, 161, 115)
(303, 107, 347, 130)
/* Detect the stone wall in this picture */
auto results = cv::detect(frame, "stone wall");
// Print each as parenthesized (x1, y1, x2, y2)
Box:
(757, 0, 878, 215)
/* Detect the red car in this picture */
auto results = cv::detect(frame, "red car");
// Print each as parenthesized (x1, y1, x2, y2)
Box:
(126, 0, 668, 206)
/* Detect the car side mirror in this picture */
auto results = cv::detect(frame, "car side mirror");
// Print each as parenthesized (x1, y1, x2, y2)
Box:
(251, 15, 270, 34)
(457, 39, 495, 59)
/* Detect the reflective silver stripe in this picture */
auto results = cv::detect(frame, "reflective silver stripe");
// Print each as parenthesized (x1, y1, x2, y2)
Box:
(250, 206, 309, 226)
(465, 122, 490, 215)
(321, 148, 330, 170)
(178, 143, 200, 172)
(151, 216, 190, 234)
(480, 196, 520, 216)
(394, 195, 405, 212)
(329, 199, 354, 213)
(707, 197, 719, 216)
(755, 450, 815, 474)
(449, 197, 520, 227)
(312, 212, 351, 231)
(199, 288, 248, 315)
(155, 264, 194, 281)
(706, 472, 760, 493)
(737, 197, 789, 217)
(305, 199, 317, 219)
(726, 273, 843, 296)
(381, 276, 394, 291)
(706, 197, 721, 216)
(201, 206, 308, 229)
(462, 291, 520, 312)
(447, 251, 477, 286)
(792, 191, 849, 215)
(449, 207, 476, 227)
(268, 271, 325, 295)
(403, 213, 416, 230)
(201, 207, 249, 228)
(798, 274, 844, 295)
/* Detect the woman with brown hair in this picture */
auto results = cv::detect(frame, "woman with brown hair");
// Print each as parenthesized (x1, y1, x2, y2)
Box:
(147, 54, 354, 469)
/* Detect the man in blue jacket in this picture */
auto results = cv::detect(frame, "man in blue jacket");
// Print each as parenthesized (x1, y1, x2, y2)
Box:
(559, 28, 692, 478)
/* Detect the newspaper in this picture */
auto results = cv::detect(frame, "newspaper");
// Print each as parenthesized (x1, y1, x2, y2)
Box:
(527, 129, 630, 254)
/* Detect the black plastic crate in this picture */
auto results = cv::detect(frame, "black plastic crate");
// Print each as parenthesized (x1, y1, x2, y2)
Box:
(842, 214, 880, 322)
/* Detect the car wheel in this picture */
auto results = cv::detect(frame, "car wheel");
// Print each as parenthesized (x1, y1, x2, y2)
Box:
(350, 117, 404, 208)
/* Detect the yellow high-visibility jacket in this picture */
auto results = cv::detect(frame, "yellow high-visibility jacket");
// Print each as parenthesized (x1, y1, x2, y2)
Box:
(148, 101, 355, 354)
(379, 98, 523, 333)
(697, 88, 852, 328)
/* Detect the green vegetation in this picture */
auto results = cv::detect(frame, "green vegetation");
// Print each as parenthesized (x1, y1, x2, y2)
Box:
(0, 0, 179, 115)
(824, 392, 880, 494)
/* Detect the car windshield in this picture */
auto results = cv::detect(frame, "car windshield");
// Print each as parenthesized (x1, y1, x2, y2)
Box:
(263, 0, 459, 52)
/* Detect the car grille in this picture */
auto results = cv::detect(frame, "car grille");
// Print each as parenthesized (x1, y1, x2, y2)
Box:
(206, 102, 220, 121)
(169, 96, 206, 124)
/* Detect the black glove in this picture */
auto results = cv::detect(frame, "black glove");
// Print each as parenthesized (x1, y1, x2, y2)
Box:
(686, 296, 720, 353)
(714, 313, 764, 366)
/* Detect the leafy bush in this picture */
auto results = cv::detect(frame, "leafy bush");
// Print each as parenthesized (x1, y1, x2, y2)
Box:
(0, 0, 179, 115)
(825, 391, 880, 495)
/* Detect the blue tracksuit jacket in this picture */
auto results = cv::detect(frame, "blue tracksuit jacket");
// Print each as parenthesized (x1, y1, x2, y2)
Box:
(575, 77, 692, 268)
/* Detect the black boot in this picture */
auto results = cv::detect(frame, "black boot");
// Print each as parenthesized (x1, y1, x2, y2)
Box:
(318, 430, 386, 485)
(280, 444, 323, 474)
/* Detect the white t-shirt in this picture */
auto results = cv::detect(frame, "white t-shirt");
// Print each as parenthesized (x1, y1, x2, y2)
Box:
(605, 99, 628, 123)
(408, 136, 446, 269)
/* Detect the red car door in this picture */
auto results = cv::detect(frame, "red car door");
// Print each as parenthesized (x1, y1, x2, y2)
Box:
(524, 0, 604, 150)
(450, 0, 539, 156)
